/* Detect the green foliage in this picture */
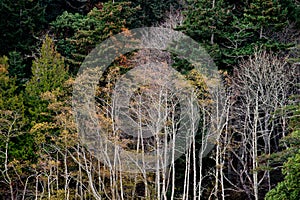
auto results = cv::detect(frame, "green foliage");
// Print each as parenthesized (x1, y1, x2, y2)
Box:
(240, 0, 289, 52)
(180, 0, 230, 42)
(243, 0, 287, 31)
(8, 51, 28, 86)
(265, 100, 300, 199)
(0, 0, 46, 55)
(0, 56, 34, 160)
(180, 0, 293, 69)
(179, 0, 235, 68)
(51, 1, 140, 72)
(41, 0, 93, 22)
(279, 0, 300, 27)
(116, 0, 181, 27)
(25, 35, 68, 124)
(265, 150, 300, 200)
(0, 56, 23, 114)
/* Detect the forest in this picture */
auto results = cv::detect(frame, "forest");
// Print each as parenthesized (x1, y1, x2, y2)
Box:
(0, 0, 299, 199)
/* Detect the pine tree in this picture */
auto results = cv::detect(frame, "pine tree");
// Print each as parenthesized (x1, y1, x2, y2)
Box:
(121, 0, 181, 27)
(0, 56, 26, 159)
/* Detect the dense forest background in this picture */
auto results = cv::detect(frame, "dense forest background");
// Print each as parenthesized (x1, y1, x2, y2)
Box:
(0, 0, 299, 199)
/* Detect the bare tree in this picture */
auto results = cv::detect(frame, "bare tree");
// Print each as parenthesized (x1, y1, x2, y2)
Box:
(224, 50, 298, 199)
(0, 110, 24, 200)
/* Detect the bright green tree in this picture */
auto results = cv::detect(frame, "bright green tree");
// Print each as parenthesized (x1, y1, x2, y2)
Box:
(25, 35, 68, 124)
(0, 56, 30, 160)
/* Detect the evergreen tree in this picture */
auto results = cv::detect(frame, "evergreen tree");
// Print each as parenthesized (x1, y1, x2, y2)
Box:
(119, 0, 181, 27)
(8, 51, 28, 87)
(25, 35, 68, 124)
(243, 0, 288, 44)
(0, 56, 21, 111)
(179, 0, 234, 68)
(0, 0, 46, 55)
(51, 1, 139, 73)
(180, 0, 292, 68)
(0, 56, 28, 160)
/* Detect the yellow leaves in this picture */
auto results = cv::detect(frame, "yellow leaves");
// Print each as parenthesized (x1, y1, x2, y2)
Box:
(30, 120, 78, 148)
(30, 122, 54, 144)
(0, 56, 9, 75)
(0, 65, 8, 74)
(30, 122, 53, 134)
(55, 128, 78, 148)
(60, 129, 76, 142)
(41, 91, 57, 102)
(47, 102, 64, 112)
(63, 77, 74, 88)
(48, 159, 58, 166)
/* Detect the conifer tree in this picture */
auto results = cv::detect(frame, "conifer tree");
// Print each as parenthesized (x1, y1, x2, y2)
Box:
(8, 51, 27, 86)
(51, 1, 140, 72)
(0, 0, 46, 55)
(25, 35, 68, 124)
(179, 0, 234, 68)
(243, 0, 288, 43)
(0, 56, 28, 159)
(181, 0, 292, 68)
(0, 56, 30, 199)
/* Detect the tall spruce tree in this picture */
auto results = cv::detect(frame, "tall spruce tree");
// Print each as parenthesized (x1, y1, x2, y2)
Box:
(8, 51, 28, 87)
